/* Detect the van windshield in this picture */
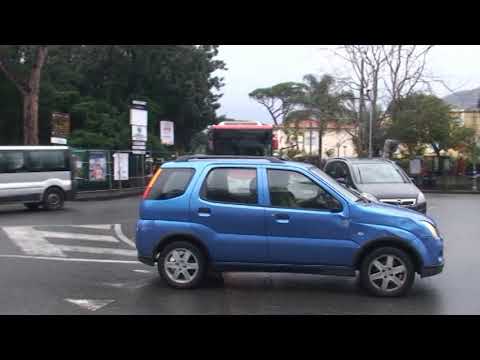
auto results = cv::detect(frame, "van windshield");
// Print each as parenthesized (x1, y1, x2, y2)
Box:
(309, 167, 360, 202)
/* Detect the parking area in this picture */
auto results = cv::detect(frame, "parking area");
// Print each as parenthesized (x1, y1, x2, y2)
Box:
(0, 194, 477, 315)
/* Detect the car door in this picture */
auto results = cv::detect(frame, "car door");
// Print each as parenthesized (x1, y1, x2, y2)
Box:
(264, 167, 355, 266)
(190, 165, 267, 264)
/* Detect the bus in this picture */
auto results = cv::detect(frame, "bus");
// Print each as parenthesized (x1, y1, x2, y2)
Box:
(0, 146, 76, 210)
(192, 121, 278, 156)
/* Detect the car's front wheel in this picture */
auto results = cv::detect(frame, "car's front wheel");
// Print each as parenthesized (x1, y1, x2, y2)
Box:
(158, 241, 207, 289)
(360, 247, 416, 297)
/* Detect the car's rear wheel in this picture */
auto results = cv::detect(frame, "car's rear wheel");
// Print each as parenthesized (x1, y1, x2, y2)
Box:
(158, 241, 207, 289)
(360, 247, 415, 297)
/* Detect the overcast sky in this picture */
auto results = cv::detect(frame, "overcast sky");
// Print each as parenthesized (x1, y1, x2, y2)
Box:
(215, 45, 480, 122)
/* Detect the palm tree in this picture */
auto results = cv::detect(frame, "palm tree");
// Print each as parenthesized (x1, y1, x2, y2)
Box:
(285, 74, 352, 159)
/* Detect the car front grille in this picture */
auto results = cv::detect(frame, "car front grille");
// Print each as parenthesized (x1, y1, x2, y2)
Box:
(379, 198, 417, 207)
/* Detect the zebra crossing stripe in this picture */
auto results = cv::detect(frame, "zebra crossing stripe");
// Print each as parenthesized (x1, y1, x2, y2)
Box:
(55, 245, 137, 257)
(39, 231, 118, 243)
(3, 226, 67, 257)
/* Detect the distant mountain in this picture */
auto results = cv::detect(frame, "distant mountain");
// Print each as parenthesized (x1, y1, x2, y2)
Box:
(443, 87, 480, 109)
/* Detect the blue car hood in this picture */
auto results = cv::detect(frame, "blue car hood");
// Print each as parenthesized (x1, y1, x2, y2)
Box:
(350, 200, 436, 229)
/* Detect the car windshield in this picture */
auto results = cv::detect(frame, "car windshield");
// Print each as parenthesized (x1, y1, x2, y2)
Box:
(309, 167, 360, 202)
(353, 163, 407, 184)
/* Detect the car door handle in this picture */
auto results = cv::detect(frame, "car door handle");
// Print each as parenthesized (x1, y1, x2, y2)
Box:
(274, 214, 290, 224)
(198, 208, 212, 217)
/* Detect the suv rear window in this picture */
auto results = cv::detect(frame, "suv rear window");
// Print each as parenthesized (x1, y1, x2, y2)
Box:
(146, 168, 195, 200)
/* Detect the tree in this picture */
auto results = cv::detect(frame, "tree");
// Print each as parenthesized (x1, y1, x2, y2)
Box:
(0, 45, 50, 144)
(249, 82, 306, 125)
(330, 45, 435, 155)
(286, 74, 352, 159)
(387, 93, 467, 157)
(0, 45, 227, 150)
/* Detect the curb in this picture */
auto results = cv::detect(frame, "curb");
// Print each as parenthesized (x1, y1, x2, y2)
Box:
(75, 189, 144, 201)
(423, 190, 480, 195)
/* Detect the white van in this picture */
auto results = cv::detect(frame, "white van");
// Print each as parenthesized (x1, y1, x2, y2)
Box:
(0, 146, 76, 210)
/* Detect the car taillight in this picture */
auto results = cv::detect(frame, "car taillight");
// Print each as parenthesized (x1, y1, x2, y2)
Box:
(143, 169, 162, 200)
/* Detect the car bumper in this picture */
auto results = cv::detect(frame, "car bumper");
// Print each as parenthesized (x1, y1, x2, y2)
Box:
(421, 264, 444, 278)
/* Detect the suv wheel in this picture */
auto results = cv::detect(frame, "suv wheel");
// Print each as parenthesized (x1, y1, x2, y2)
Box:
(158, 241, 206, 289)
(360, 247, 415, 297)
(43, 188, 65, 211)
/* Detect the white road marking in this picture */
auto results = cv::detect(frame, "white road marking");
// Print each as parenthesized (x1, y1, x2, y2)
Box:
(72, 225, 113, 230)
(2, 224, 138, 259)
(0, 254, 139, 264)
(39, 231, 118, 243)
(56, 245, 137, 257)
(133, 269, 151, 274)
(114, 224, 136, 249)
(65, 299, 115, 312)
(3, 226, 66, 257)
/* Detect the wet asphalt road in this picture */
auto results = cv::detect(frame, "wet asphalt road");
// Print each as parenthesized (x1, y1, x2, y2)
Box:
(0, 194, 478, 315)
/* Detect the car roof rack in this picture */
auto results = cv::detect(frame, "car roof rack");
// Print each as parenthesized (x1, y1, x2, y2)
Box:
(175, 155, 284, 164)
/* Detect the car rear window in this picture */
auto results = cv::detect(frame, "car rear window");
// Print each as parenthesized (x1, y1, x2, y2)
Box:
(146, 168, 195, 200)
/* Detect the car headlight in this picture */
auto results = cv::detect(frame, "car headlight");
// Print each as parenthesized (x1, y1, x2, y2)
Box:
(420, 221, 440, 239)
(417, 191, 426, 204)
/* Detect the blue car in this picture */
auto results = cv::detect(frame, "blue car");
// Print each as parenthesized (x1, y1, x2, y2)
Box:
(136, 155, 444, 297)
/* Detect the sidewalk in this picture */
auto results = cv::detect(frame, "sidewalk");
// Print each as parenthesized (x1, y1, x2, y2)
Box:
(75, 188, 144, 201)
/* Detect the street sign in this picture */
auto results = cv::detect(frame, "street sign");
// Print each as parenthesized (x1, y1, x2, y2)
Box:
(132, 145, 146, 151)
(51, 137, 67, 145)
(132, 100, 147, 107)
(132, 125, 147, 142)
(160, 121, 174, 145)
(132, 141, 146, 147)
(51, 112, 71, 138)
(132, 150, 146, 155)
(130, 108, 148, 127)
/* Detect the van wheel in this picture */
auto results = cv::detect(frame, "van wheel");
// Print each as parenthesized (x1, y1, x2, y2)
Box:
(158, 241, 207, 289)
(360, 247, 415, 297)
(24, 203, 41, 210)
(43, 188, 65, 211)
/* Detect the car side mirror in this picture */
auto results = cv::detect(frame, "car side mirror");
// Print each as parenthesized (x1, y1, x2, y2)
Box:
(329, 200, 343, 213)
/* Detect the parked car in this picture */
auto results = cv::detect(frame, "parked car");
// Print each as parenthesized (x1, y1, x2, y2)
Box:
(324, 158, 427, 214)
(136, 155, 444, 297)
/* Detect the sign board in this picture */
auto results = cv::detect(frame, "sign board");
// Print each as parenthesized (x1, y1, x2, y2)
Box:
(51, 137, 67, 145)
(132, 141, 146, 147)
(89, 152, 107, 182)
(132, 125, 147, 142)
(113, 153, 129, 181)
(51, 112, 71, 138)
(160, 121, 174, 145)
(132, 145, 146, 151)
(130, 108, 148, 127)
(132, 150, 146, 155)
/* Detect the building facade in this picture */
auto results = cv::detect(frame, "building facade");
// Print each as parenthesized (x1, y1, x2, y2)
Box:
(274, 119, 357, 158)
